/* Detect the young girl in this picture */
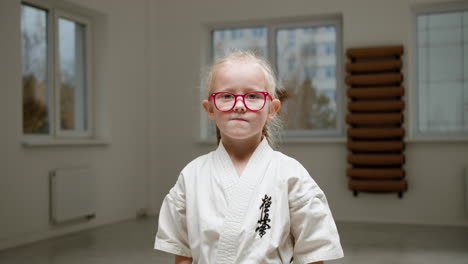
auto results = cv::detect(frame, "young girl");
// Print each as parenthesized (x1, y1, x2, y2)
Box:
(155, 51, 344, 264)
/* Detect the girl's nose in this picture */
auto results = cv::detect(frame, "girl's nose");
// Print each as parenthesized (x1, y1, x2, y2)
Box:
(233, 97, 246, 112)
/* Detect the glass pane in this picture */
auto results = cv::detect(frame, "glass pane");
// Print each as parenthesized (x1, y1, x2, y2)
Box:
(465, 44, 468, 80)
(276, 26, 337, 131)
(212, 27, 267, 61)
(418, 84, 428, 133)
(418, 47, 428, 81)
(417, 28, 428, 47)
(464, 82, 468, 132)
(417, 14, 428, 31)
(429, 12, 461, 28)
(428, 45, 462, 82)
(464, 18, 468, 44)
(465, 12, 468, 132)
(21, 4, 50, 134)
(428, 27, 462, 45)
(417, 14, 429, 47)
(58, 17, 87, 132)
(419, 82, 464, 133)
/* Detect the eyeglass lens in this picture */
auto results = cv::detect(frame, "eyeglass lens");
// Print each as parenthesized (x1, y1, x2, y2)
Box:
(214, 92, 266, 111)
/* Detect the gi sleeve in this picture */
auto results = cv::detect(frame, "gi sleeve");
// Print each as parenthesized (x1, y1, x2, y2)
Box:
(154, 173, 192, 257)
(288, 164, 344, 264)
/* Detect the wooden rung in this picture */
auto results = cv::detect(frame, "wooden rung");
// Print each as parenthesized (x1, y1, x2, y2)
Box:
(348, 154, 405, 165)
(346, 45, 404, 59)
(348, 100, 405, 112)
(348, 86, 404, 99)
(346, 59, 402, 73)
(346, 113, 403, 125)
(347, 128, 405, 139)
(345, 73, 403, 86)
(347, 168, 405, 180)
(348, 179, 407, 192)
(347, 141, 405, 152)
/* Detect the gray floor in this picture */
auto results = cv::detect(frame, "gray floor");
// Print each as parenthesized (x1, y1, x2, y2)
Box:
(0, 217, 467, 264)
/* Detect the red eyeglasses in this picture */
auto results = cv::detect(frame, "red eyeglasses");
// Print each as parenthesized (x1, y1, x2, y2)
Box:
(208, 91, 272, 112)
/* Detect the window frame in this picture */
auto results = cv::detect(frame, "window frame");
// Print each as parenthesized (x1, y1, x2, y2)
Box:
(201, 15, 344, 141)
(411, 3, 468, 140)
(53, 9, 93, 138)
(21, 0, 94, 141)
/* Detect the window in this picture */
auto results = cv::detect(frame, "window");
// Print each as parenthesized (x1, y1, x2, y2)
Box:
(206, 17, 343, 139)
(212, 27, 267, 60)
(21, 1, 93, 139)
(415, 8, 468, 137)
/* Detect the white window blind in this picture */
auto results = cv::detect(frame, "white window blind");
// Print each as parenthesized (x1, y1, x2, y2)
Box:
(416, 10, 468, 137)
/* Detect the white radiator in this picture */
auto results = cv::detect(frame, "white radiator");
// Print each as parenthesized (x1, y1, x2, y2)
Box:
(50, 167, 96, 224)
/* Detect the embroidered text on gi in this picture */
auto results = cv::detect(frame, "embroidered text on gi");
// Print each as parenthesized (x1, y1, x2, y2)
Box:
(255, 194, 272, 238)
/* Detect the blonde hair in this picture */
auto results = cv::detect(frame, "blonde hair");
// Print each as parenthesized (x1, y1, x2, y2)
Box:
(205, 50, 282, 146)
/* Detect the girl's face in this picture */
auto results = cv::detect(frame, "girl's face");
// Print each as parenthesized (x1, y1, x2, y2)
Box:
(202, 61, 281, 143)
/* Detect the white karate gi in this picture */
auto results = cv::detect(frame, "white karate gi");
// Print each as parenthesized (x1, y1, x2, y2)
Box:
(155, 139, 344, 264)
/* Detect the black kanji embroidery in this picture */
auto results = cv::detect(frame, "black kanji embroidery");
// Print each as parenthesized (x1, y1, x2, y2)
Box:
(255, 194, 272, 238)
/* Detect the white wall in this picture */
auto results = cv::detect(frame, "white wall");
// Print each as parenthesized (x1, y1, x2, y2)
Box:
(0, 0, 150, 250)
(2, 0, 467, 251)
(149, 0, 468, 227)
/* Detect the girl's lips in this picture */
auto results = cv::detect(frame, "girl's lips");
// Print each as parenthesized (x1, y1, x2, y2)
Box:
(231, 118, 247, 121)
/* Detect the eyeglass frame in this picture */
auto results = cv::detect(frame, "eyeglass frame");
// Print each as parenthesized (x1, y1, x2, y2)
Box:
(208, 91, 273, 112)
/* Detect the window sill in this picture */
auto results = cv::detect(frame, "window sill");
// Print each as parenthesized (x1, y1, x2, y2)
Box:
(404, 137, 468, 143)
(280, 137, 347, 143)
(197, 137, 347, 145)
(21, 138, 110, 147)
(198, 137, 468, 145)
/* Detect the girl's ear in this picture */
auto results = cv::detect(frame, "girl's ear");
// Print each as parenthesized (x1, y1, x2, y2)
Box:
(267, 99, 281, 120)
(202, 100, 216, 120)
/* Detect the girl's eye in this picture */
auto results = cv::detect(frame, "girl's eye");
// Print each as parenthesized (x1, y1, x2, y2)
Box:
(220, 93, 234, 100)
(246, 93, 261, 99)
